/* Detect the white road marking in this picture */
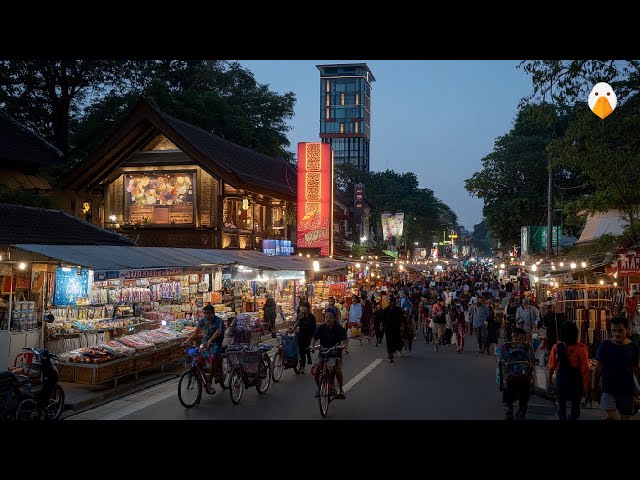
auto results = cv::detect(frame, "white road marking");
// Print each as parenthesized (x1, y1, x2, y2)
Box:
(343, 359, 382, 392)
(99, 385, 177, 420)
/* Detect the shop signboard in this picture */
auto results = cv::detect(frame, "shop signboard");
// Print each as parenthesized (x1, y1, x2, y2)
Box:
(262, 239, 294, 256)
(381, 213, 404, 241)
(94, 268, 183, 282)
(297, 142, 332, 256)
(617, 254, 640, 276)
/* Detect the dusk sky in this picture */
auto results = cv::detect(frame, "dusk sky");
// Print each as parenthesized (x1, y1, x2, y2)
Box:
(237, 60, 533, 232)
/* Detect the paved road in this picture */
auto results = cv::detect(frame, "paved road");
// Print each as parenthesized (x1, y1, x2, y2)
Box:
(65, 334, 605, 420)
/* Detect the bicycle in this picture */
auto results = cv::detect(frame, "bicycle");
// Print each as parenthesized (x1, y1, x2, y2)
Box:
(310, 345, 344, 417)
(177, 345, 231, 409)
(227, 343, 271, 405)
(270, 332, 302, 382)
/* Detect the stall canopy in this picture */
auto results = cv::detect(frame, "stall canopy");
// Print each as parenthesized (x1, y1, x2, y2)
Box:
(12, 245, 347, 274)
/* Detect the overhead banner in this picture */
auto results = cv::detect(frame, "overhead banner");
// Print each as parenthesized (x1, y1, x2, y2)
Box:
(381, 212, 404, 240)
(297, 142, 333, 256)
(354, 183, 364, 213)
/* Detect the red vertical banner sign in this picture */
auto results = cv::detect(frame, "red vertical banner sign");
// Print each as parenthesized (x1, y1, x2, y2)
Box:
(297, 142, 333, 256)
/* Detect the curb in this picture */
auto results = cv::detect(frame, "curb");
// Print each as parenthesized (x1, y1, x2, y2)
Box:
(60, 327, 289, 418)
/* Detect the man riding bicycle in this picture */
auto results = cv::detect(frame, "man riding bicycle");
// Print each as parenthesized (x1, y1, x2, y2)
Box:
(310, 306, 348, 399)
(182, 304, 224, 394)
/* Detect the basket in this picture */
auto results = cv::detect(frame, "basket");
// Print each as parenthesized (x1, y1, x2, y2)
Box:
(226, 347, 261, 374)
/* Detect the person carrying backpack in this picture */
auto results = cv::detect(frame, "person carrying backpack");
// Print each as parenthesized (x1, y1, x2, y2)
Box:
(547, 321, 589, 421)
(497, 327, 534, 420)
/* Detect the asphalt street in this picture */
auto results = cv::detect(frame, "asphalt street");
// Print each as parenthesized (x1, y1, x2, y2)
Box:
(65, 333, 604, 420)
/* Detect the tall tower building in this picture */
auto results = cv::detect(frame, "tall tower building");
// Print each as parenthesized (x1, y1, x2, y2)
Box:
(317, 63, 375, 172)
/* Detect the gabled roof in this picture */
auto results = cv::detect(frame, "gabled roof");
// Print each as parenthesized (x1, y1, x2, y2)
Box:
(62, 99, 297, 201)
(0, 168, 51, 190)
(0, 110, 64, 169)
(0, 203, 135, 246)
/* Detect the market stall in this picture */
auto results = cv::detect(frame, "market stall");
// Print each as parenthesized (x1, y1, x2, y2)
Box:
(0, 262, 46, 369)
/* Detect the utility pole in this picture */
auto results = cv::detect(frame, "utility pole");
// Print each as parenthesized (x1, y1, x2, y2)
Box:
(546, 162, 553, 256)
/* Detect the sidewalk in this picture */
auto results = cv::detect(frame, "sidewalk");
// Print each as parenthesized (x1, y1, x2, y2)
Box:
(60, 325, 288, 418)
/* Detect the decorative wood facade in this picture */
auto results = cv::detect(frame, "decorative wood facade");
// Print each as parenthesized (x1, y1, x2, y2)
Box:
(60, 99, 297, 249)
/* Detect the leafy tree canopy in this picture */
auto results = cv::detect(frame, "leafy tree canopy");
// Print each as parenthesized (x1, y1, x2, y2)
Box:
(0, 60, 297, 184)
(335, 163, 458, 247)
(465, 103, 583, 247)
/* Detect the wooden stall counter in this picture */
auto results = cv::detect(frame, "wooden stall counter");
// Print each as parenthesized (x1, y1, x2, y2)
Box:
(57, 343, 186, 387)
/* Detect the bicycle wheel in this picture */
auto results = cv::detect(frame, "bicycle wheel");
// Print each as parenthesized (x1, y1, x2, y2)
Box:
(178, 369, 202, 409)
(46, 385, 65, 420)
(271, 351, 284, 382)
(229, 367, 244, 405)
(293, 356, 302, 374)
(256, 357, 271, 394)
(318, 374, 329, 417)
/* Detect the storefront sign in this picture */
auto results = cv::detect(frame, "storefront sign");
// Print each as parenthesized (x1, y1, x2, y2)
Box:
(297, 142, 332, 256)
(618, 255, 640, 276)
(94, 268, 183, 281)
(262, 239, 294, 256)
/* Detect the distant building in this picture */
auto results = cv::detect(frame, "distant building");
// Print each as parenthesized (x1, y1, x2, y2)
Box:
(317, 63, 375, 172)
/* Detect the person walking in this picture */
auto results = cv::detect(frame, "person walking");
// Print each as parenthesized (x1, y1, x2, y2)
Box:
(401, 307, 415, 354)
(471, 296, 490, 353)
(373, 304, 385, 347)
(383, 296, 403, 362)
(431, 297, 447, 352)
(290, 305, 317, 374)
(516, 297, 540, 342)
(593, 316, 640, 420)
(451, 301, 466, 353)
(540, 302, 563, 353)
(361, 298, 373, 344)
(485, 306, 500, 356)
(547, 321, 589, 421)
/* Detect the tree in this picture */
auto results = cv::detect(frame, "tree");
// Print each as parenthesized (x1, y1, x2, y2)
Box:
(70, 61, 296, 164)
(518, 60, 640, 106)
(471, 219, 493, 256)
(548, 92, 640, 243)
(0, 60, 297, 176)
(334, 164, 459, 247)
(0, 60, 150, 157)
(464, 103, 580, 248)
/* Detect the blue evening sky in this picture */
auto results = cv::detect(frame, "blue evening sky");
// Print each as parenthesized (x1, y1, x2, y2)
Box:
(237, 60, 533, 231)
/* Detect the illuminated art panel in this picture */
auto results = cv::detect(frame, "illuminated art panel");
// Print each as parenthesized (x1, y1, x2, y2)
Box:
(125, 172, 195, 225)
(297, 143, 332, 255)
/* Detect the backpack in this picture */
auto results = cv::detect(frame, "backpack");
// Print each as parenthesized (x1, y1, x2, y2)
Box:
(501, 341, 533, 389)
(282, 333, 299, 361)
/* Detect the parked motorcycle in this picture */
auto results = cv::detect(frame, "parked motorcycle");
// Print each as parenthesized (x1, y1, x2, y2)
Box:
(0, 347, 65, 421)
